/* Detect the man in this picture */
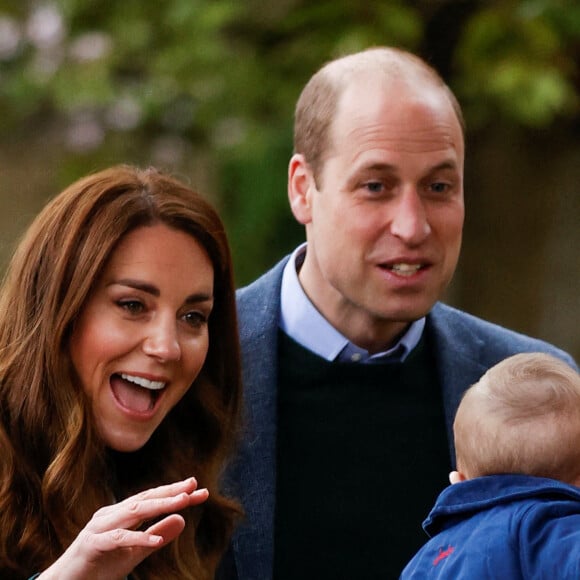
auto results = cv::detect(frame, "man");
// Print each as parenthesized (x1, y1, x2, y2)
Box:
(224, 47, 577, 579)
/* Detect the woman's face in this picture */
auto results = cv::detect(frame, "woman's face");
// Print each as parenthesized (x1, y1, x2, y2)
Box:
(70, 223, 214, 452)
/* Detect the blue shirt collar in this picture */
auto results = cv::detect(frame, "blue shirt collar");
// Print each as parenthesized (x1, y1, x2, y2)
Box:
(279, 244, 425, 363)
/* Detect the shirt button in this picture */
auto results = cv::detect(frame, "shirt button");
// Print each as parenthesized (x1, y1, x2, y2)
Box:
(351, 353, 362, 362)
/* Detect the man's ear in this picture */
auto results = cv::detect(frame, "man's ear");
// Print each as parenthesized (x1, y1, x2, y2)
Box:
(288, 153, 316, 225)
(449, 470, 467, 484)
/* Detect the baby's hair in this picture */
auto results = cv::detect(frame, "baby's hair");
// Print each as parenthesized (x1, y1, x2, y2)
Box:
(454, 352, 580, 484)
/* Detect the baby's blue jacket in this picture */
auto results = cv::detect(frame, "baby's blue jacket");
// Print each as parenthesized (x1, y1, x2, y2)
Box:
(400, 474, 580, 579)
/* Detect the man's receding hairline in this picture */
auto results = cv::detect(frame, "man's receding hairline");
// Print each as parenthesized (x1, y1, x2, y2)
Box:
(320, 48, 465, 140)
(293, 46, 465, 183)
(321, 47, 445, 90)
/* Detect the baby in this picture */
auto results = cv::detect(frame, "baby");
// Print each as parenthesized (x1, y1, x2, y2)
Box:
(400, 352, 580, 578)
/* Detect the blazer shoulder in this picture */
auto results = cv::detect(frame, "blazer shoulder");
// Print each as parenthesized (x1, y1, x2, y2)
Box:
(237, 257, 288, 305)
(235, 256, 289, 344)
(430, 302, 577, 370)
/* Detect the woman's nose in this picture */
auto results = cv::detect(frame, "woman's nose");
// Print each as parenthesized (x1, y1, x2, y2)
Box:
(141, 316, 181, 362)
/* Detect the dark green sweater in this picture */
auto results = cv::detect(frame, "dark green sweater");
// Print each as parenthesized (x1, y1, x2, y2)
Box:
(273, 330, 450, 579)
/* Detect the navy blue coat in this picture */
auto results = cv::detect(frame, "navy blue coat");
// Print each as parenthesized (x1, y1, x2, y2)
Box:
(223, 257, 577, 580)
(400, 475, 580, 579)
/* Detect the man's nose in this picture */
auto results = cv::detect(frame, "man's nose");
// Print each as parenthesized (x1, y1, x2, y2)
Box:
(142, 316, 181, 362)
(389, 188, 431, 245)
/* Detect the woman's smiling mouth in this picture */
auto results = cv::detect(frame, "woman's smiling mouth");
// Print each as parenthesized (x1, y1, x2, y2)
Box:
(110, 373, 167, 415)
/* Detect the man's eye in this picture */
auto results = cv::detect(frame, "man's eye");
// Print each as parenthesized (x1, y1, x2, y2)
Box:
(430, 182, 449, 194)
(364, 181, 384, 194)
(117, 300, 144, 314)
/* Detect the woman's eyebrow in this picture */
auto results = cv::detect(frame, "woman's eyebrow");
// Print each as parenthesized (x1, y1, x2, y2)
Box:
(184, 292, 214, 305)
(112, 279, 160, 296)
(111, 279, 214, 304)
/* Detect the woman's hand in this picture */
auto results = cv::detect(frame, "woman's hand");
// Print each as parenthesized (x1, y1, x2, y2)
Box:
(38, 477, 208, 580)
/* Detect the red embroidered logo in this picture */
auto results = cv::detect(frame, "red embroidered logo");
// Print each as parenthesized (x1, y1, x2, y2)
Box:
(433, 546, 454, 566)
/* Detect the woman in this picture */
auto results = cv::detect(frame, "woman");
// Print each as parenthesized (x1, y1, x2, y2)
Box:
(0, 166, 242, 579)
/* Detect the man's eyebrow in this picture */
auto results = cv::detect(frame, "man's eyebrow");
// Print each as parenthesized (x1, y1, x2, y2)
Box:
(111, 279, 213, 303)
(358, 162, 397, 173)
(429, 160, 459, 172)
(359, 160, 459, 173)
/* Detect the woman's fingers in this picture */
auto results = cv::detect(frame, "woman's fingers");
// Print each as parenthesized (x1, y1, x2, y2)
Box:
(146, 514, 186, 544)
(36, 479, 207, 580)
(131, 476, 199, 500)
(87, 478, 209, 533)
(82, 527, 165, 551)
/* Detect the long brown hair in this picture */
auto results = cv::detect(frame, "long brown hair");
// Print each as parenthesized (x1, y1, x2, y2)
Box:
(0, 165, 242, 579)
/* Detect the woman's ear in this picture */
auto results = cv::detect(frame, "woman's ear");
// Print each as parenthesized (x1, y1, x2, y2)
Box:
(288, 153, 316, 225)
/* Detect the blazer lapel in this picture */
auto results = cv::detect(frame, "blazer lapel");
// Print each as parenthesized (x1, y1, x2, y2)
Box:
(427, 302, 489, 462)
(232, 260, 287, 579)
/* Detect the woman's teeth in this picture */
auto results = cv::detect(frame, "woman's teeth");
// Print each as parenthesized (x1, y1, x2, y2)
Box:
(120, 373, 166, 390)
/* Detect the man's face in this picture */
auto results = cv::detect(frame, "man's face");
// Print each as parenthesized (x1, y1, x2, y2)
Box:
(291, 76, 465, 352)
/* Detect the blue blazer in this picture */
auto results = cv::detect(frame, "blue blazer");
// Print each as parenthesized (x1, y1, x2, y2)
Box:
(223, 257, 577, 580)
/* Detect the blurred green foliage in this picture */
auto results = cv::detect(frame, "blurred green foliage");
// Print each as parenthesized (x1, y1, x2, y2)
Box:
(0, 0, 579, 284)
(456, 1, 579, 127)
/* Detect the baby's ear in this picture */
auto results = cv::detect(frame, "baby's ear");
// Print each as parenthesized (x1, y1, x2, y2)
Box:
(449, 470, 466, 485)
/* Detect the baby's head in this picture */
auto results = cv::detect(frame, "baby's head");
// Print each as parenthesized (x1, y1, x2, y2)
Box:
(452, 353, 580, 486)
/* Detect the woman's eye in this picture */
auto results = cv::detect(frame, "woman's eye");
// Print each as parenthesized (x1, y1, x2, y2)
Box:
(183, 311, 208, 328)
(117, 300, 145, 314)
